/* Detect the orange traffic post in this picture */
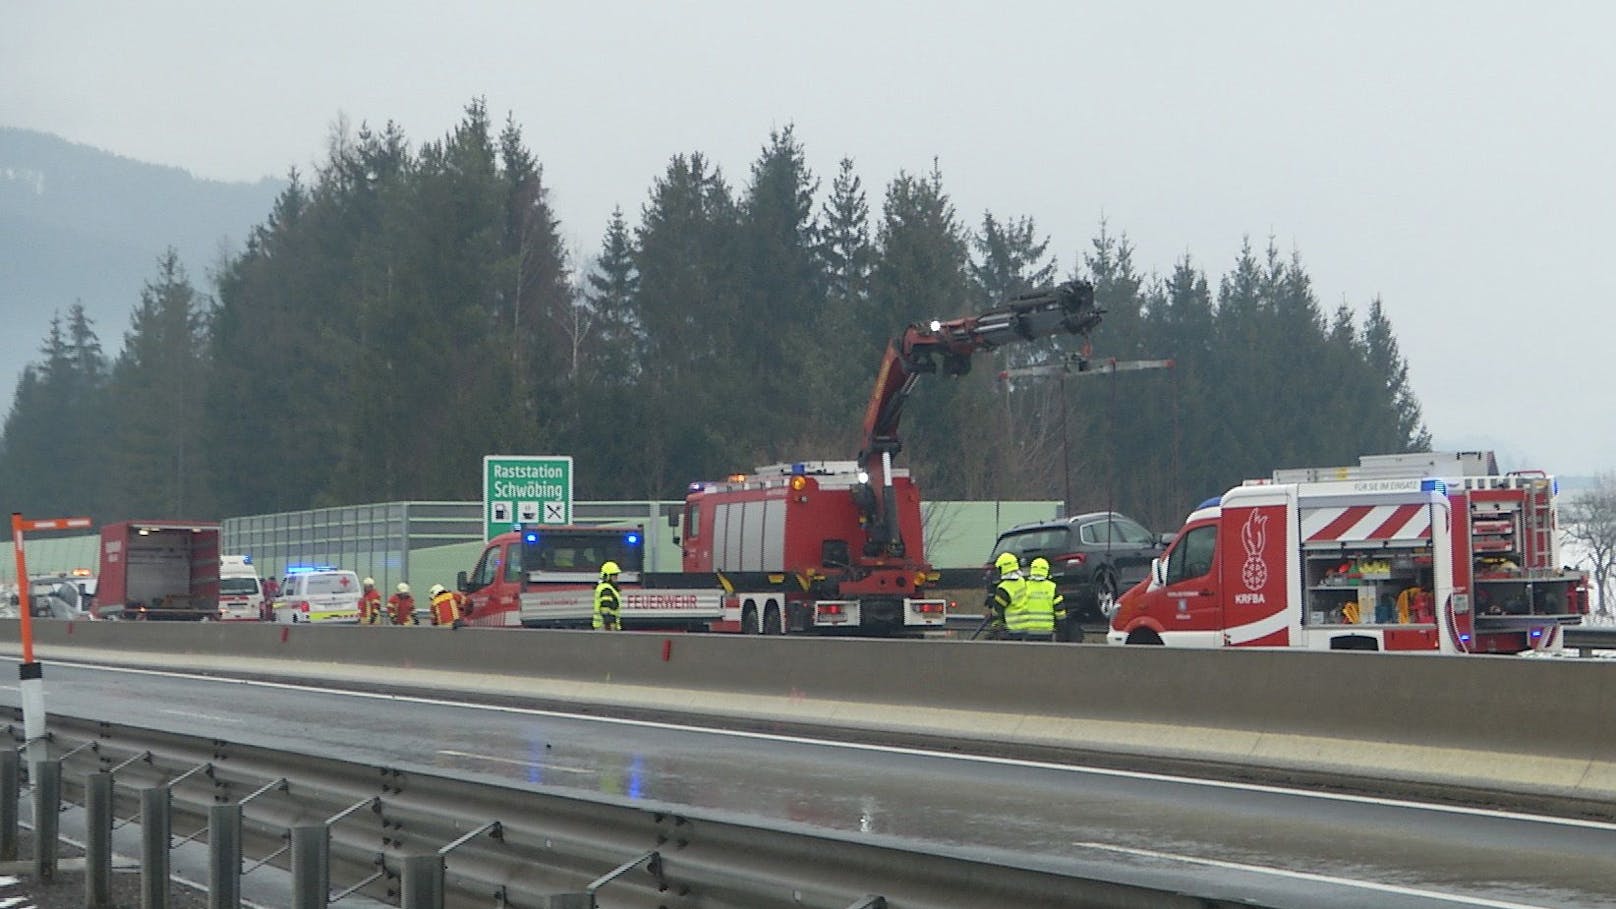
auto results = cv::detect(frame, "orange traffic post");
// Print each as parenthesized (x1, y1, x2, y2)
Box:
(11, 513, 92, 765)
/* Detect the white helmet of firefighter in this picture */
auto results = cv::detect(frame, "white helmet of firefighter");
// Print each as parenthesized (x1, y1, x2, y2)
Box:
(362, 577, 376, 589)
(429, 584, 447, 597)
(396, 582, 410, 594)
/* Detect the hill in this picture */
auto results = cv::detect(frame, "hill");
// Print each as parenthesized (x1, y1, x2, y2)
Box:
(0, 127, 284, 410)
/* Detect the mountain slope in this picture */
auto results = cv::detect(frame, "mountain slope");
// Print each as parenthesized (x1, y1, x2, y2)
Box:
(0, 127, 285, 408)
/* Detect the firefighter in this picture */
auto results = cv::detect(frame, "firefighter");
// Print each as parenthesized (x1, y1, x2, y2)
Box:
(1010, 557, 1064, 642)
(982, 551, 1025, 639)
(357, 577, 384, 625)
(388, 582, 417, 626)
(427, 584, 466, 628)
(593, 561, 622, 631)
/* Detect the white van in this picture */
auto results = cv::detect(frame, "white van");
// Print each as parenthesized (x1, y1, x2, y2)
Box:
(218, 555, 265, 621)
(273, 569, 362, 624)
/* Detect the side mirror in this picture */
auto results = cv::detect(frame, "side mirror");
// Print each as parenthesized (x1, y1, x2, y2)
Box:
(455, 570, 469, 592)
(1151, 557, 1166, 587)
(1159, 532, 1176, 547)
(666, 512, 680, 528)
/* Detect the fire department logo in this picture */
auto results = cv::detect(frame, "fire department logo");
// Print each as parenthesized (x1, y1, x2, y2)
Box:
(1241, 510, 1268, 591)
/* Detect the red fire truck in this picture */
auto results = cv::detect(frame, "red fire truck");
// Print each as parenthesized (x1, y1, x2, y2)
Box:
(1108, 452, 1588, 653)
(458, 280, 1104, 634)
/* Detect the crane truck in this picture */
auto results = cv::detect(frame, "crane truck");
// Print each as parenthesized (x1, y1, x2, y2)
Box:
(458, 281, 1103, 633)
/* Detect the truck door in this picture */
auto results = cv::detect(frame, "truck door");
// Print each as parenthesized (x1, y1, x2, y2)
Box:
(1160, 523, 1223, 641)
(464, 543, 515, 625)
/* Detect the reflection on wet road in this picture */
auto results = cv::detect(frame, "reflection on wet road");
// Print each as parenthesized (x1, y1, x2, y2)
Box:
(5, 661, 1614, 908)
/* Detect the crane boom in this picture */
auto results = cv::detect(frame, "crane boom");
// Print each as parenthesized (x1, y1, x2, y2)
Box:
(853, 279, 1102, 557)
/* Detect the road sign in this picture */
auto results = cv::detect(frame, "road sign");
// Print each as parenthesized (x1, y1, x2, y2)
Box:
(483, 456, 572, 542)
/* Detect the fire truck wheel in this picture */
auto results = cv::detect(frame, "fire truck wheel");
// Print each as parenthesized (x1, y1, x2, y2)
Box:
(741, 606, 760, 635)
(1124, 627, 1163, 645)
(764, 604, 784, 635)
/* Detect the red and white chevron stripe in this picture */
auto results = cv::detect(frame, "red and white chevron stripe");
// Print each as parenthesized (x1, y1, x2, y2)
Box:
(1301, 503, 1431, 544)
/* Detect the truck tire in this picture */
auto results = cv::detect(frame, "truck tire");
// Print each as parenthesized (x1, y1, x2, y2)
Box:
(764, 603, 784, 635)
(1124, 627, 1163, 645)
(741, 605, 760, 635)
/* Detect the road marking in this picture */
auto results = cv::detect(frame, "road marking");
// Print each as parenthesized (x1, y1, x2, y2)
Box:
(437, 749, 595, 775)
(28, 659, 1616, 834)
(1073, 842, 1557, 908)
(158, 708, 243, 724)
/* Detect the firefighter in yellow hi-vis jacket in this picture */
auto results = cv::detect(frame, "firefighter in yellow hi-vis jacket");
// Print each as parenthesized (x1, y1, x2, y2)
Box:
(593, 561, 622, 631)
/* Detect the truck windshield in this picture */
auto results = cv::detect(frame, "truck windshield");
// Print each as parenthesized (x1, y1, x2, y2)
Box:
(521, 531, 644, 574)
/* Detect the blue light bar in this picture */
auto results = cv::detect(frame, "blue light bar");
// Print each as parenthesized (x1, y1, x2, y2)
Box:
(286, 564, 334, 574)
(791, 462, 806, 475)
(1420, 478, 1448, 495)
(625, 533, 641, 546)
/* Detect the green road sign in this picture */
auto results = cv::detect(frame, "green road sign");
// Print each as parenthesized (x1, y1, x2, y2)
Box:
(483, 455, 573, 541)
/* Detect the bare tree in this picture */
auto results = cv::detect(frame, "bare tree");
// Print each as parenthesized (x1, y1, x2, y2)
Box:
(1563, 472, 1616, 618)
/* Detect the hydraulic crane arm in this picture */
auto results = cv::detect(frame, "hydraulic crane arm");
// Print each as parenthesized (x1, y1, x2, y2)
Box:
(853, 279, 1101, 558)
(858, 279, 1101, 469)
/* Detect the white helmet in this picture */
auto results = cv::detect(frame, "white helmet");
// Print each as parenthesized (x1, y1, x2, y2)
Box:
(429, 584, 447, 597)
(362, 577, 376, 589)
(396, 582, 410, 594)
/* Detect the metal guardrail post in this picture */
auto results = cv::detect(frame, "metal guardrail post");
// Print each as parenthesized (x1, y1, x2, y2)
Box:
(0, 748, 16, 861)
(545, 849, 660, 907)
(142, 786, 172, 909)
(86, 771, 114, 909)
(290, 825, 329, 909)
(31, 758, 59, 881)
(400, 853, 444, 909)
(209, 802, 243, 909)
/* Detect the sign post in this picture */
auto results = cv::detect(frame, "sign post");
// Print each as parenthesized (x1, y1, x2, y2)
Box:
(10, 513, 93, 767)
(483, 456, 573, 542)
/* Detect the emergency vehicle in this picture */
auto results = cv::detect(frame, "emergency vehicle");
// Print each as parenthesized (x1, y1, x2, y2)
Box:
(95, 521, 221, 621)
(1107, 452, 1588, 654)
(461, 280, 1106, 635)
(459, 525, 729, 629)
(677, 280, 1103, 635)
(217, 554, 265, 621)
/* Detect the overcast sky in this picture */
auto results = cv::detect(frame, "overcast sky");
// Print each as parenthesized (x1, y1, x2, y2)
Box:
(4, 1, 1613, 475)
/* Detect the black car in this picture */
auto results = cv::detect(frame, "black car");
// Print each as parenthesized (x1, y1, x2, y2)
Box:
(990, 511, 1172, 630)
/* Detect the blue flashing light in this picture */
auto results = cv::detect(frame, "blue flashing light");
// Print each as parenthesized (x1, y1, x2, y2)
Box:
(625, 532, 641, 546)
(1553, 478, 1560, 496)
(1530, 628, 1543, 638)
(791, 462, 806, 475)
(523, 531, 539, 545)
(1420, 478, 1448, 495)
(688, 481, 704, 491)
(241, 554, 252, 564)
(1196, 496, 1222, 510)
(286, 564, 334, 574)
(1459, 634, 1471, 642)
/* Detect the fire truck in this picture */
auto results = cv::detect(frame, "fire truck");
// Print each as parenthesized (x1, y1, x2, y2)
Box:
(458, 281, 1104, 634)
(1107, 451, 1589, 654)
(679, 280, 1103, 634)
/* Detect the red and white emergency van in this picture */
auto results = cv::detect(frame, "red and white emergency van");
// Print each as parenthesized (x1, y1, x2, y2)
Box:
(459, 525, 729, 629)
(1108, 452, 1587, 654)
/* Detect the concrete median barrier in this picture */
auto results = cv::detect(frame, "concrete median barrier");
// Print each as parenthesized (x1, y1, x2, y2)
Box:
(3, 620, 1614, 807)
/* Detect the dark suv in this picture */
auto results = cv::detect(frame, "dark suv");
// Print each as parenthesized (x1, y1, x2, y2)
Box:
(990, 511, 1171, 631)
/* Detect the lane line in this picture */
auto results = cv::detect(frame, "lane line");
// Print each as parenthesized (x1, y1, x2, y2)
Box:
(22, 659, 1616, 834)
(437, 749, 595, 775)
(158, 708, 243, 724)
(1072, 842, 1559, 909)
